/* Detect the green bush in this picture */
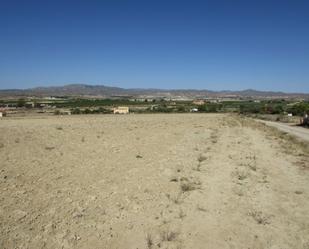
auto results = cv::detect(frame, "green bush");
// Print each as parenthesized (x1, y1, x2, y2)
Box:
(198, 103, 222, 113)
(71, 108, 81, 114)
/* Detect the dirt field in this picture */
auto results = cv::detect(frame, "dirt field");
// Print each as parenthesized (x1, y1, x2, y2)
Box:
(1, 114, 309, 249)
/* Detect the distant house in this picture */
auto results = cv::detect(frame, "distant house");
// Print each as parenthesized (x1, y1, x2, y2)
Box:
(191, 108, 198, 112)
(193, 100, 205, 106)
(62, 110, 71, 115)
(287, 113, 293, 117)
(113, 106, 129, 114)
(25, 102, 35, 108)
(0, 108, 6, 117)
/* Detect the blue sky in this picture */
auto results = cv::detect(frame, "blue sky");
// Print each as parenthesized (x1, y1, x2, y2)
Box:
(0, 0, 309, 92)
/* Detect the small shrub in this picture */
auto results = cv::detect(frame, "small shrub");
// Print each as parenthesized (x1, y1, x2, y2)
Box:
(180, 182, 196, 192)
(248, 211, 271, 225)
(198, 155, 207, 163)
(249, 163, 257, 171)
(193, 164, 202, 171)
(45, 146, 55, 150)
(145, 233, 153, 248)
(178, 209, 186, 219)
(237, 171, 248, 181)
(160, 230, 177, 241)
(166, 193, 183, 204)
(71, 108, 81, 114)
(196, 204, 207, 212)
(170, 176, 178, 182)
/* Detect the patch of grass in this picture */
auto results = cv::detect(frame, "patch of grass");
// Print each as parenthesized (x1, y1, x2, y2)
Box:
(56, 126, 63, 130)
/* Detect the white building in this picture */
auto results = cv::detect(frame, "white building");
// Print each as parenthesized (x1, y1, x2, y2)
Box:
(113, 106, 129, 114)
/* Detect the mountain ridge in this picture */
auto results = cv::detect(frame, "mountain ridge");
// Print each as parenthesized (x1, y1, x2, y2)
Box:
(0, 84, 308, 99)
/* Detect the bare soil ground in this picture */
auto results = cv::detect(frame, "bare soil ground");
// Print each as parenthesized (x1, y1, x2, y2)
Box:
(258, 119, 309, 142)
(0, 114, 309, 249)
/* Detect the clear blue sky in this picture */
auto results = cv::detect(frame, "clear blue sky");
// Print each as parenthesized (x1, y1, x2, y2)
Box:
(0, 0, 309, 92)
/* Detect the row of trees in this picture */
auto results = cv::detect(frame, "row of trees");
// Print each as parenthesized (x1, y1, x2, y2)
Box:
(194, 101, 309, 116)
(238, 102, 309, 116)
(71, 107, 112, 114)
(144, 101, 309, 115)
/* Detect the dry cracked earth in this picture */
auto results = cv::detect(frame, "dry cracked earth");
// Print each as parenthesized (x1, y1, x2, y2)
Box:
(0, 114, 309, 249)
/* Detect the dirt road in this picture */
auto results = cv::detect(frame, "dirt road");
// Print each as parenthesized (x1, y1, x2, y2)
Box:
(258, 119, 309, 142)
(0, 114, 308, 249)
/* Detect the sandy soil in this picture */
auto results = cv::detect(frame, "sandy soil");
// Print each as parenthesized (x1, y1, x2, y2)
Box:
(0, 114, 309, 249)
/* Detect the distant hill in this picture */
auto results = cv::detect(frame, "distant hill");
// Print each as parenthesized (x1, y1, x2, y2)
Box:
(0, 84, 308, 99)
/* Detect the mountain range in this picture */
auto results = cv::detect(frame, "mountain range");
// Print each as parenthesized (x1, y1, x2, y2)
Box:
(0, 84, 308, 99)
